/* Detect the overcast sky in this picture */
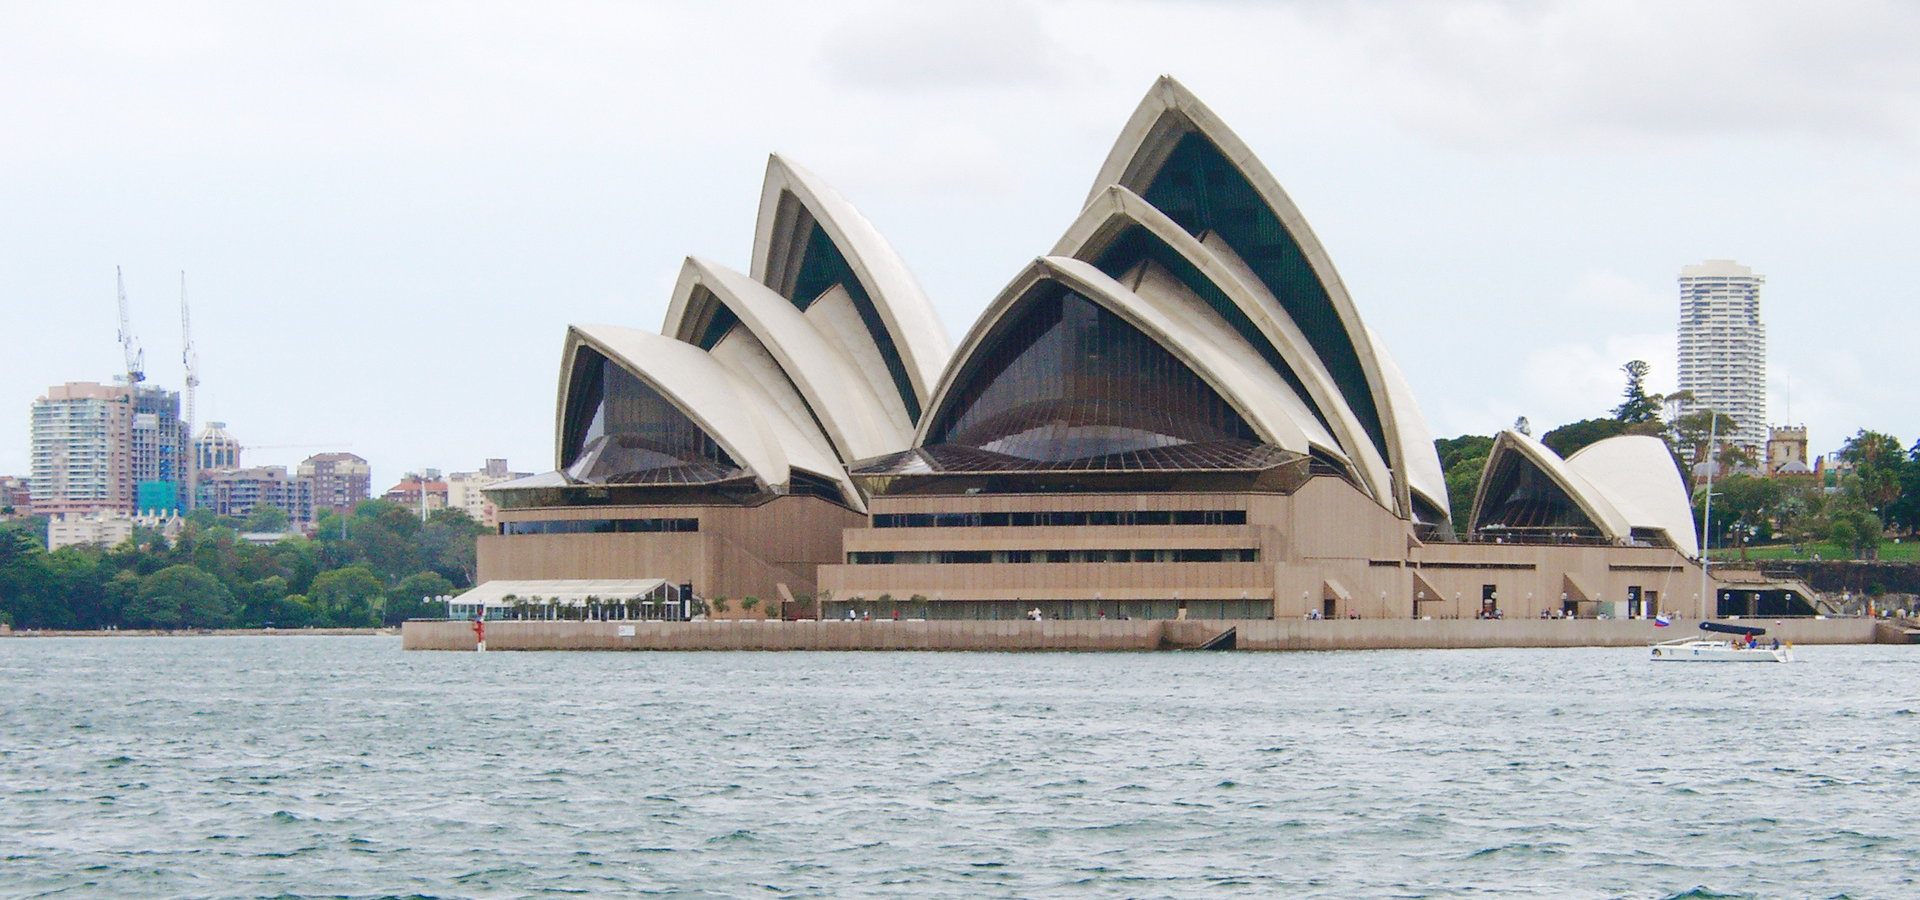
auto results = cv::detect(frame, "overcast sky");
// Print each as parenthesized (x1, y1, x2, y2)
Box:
(4, 0, 1916, 486)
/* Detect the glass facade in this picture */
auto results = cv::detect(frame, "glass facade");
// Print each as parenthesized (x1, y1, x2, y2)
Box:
(873, 509, 1246, 528)
(847, 548, 1259, 564)
(782, 213, 920, 423)
(1141, 131, 1387, 462)
(560, 348, 741, 485)
(927, 286, 1257, 463)
(1472, 453, 1604, 539)
(687, 285, 740, 351)
(1091, 228, 1334, 440)
(501, 517, 699, 535)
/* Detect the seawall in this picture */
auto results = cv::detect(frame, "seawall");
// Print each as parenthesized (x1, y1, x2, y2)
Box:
(402, 617, 1885, 652)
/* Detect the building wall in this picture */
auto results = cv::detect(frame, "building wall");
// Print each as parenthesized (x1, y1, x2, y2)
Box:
(817, 475, 1714, 622)
(820, 479, 1404, 619)
(298, 453, 372, 513)
(480, 495, 865, 610)
(46, 510, 181, 551)
(446, 460, 532, 527)
(1767, 426, 1809, 475)
(198, 466, 317, 526)
(28, 382, 186, 517)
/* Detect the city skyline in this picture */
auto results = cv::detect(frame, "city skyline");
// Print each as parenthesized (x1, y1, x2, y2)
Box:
(4, 2, 1919, 479)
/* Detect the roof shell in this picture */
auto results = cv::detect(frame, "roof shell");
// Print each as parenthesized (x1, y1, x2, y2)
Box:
(662, 257, 912, 462)
(1469, 429, 1631, 539)
(916, 256, 1327, 458)
(1050, 185, 1392, 507)
(1082, 76, 1417, 516)
(1565, 435, 1699, 557)
(748, 155, 951, 417)
(557, 324, 789, 491)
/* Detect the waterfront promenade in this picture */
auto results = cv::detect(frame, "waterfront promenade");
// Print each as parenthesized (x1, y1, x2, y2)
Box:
(402, 617, 1889, 652)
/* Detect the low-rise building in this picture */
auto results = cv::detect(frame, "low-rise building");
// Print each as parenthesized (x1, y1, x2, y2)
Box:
(446, 459, 533, 527)
(46, 510, 182, 551)
(1767, 426, 1812, 477)
(383, 472, 449, 516)
(0, 476, 30, 517)
(197, 466, 317, 527)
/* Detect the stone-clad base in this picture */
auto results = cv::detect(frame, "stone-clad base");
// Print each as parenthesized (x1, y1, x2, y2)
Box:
(403, 618, 1882, 652)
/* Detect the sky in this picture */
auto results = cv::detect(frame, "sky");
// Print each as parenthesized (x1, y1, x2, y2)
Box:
(4, 0, 1917, 486)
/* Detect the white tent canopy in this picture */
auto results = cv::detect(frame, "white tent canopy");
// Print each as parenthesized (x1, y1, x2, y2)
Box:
(446, 579, 679, 620)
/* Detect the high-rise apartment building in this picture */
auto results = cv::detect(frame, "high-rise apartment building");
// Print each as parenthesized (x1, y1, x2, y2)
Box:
(29, 381, 186, 517)
(1676, 260, 1766, 450)
(298, 452, 372, 514)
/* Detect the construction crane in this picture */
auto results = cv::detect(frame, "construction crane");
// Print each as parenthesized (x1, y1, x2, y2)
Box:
(115, 266, 146, 385)
(180, 272, 199, 510)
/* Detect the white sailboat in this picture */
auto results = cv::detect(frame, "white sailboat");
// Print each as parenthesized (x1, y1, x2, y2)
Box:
(1651, 621, 1793, 662)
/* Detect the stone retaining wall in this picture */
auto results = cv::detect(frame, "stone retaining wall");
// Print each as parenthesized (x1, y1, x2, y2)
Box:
(403, 617, 1881, 652)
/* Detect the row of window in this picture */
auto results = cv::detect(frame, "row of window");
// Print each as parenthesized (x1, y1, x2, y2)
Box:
(873, 509, 1248, 528)
(847, 548, 1259, 564)
(501, 518, 700, 535)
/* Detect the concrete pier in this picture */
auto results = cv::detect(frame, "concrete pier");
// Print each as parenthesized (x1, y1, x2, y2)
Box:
(402, 617, 1884, 652)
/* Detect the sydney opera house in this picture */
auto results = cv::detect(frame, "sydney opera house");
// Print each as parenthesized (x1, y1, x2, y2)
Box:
(478, 77, 1714, 622)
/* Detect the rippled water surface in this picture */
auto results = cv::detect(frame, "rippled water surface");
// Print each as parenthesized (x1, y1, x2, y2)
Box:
(4, 637, 1919, 899)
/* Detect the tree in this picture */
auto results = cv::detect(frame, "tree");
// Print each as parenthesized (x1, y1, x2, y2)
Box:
(1612, 360, 1662, 425)
(1541, 418, 1626, 459)
(418, 508, 486, 586)
(123, 565, 234, 629)
(1435, 435, 1494, 527)
(1890, 439, 1920, 533)
(1670, 409, 1740, 468)
(242, 504, 291, 534)
(307, 565, 385, 627)
(388, 571, 456, 624)
(1825, 506, 1883, 560)
(1714, 475, 1785, 560)
(1840, 430, 1907, 521)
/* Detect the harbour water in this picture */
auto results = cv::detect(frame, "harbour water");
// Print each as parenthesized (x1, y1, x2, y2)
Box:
(3, 636, 1917, 898)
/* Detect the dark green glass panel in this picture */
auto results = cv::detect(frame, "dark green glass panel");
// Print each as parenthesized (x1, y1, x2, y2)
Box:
(926, 287, 1255, 462)
(559, 348, 738, 485)
(1091, 226, 1336, 440)
(1140, 131, 1387, 462)
(785, 223, 921, 423)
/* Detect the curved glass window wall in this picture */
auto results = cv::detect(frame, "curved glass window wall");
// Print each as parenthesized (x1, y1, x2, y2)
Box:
(560, 348, 741, 485)
(927, 287, 1256, 463)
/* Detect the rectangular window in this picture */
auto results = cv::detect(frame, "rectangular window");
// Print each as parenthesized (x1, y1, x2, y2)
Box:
(502, 517, 698, 535)
(870, 509, 1246, 528)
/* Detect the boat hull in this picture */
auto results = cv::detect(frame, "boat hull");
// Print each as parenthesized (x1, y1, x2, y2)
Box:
(1649, 639, 1792, 663)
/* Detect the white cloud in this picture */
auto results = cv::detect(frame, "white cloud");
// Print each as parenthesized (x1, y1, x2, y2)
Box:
(818, 1, 1073, 91)
(1314, 0, 1920, 152)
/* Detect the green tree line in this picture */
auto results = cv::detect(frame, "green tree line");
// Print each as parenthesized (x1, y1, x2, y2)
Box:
(1435, 360, 1920, 560)
(0, 500, 485, 630)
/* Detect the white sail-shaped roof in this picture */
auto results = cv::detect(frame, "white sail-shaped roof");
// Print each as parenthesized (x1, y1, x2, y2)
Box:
(558, 324, 788, 489)
(1566, 435, 1700, 557)
(1050, 183, 1395, 509)
(1079, 75, 1424, 517)
(555, 323, 866, 509)
(749, 155, 951, 424)
(1470, 429, 1632, 542)
(1367, 326, 1450, 524)
(662, 257, 913, 463)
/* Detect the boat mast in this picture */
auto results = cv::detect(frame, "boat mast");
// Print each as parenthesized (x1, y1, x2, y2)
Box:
(1699, 413, 1716, 619)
